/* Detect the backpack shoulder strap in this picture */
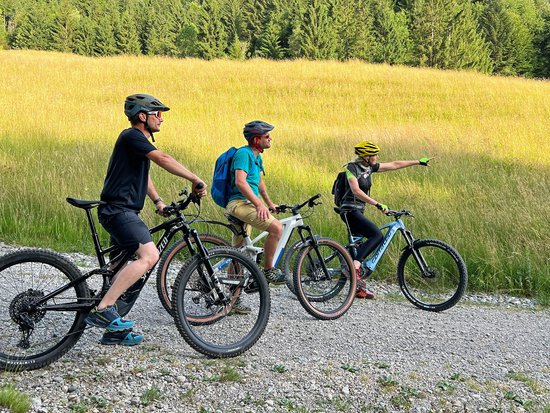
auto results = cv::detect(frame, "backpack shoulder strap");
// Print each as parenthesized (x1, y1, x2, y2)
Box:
(341, 163, 353, 200)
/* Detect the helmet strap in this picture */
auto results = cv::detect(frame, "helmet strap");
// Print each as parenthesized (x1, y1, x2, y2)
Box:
(251, 136, 263, 153)
(139, 112, 155, 142)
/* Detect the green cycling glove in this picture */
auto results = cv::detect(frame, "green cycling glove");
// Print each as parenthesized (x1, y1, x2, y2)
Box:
(376, 203, 388, 212)
(419, 157, 430, 166)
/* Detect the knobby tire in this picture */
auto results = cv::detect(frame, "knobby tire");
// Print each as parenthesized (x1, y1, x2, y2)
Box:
(172, 247, 270, 358)
(397, 239, 467, 312)
(293, 238, 356, 320)
(0, 249, 90, 371)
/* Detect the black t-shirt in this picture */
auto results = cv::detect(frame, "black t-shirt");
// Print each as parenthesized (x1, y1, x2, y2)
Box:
(341, 161, 380, 208)
(99, 128, 156, 214)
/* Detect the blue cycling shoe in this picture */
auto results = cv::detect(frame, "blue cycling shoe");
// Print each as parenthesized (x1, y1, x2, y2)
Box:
(85, 305, 135, 331)
(100, 329, 144, 346)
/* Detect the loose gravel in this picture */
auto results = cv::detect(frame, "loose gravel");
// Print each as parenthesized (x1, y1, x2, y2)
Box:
(0, 243, 549, 413)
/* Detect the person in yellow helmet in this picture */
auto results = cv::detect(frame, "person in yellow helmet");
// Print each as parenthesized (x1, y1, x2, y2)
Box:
(338, 141, 431, 299)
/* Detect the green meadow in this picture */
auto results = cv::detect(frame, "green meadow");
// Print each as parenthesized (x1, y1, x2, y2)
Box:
(0, 50, 549, 301)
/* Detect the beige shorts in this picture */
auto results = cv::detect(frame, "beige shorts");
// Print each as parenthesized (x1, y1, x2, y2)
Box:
(226, 199, 276, 246)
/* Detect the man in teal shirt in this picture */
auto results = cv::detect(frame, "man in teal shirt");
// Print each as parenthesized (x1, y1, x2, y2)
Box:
(226, 121, 285, 297)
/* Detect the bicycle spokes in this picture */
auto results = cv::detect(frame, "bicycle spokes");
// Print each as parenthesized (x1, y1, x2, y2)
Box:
(293, 239, 356, 320)
(172, 247, 270, 358)
(0, 250, 91, 371)
(398, 240, 467, 312)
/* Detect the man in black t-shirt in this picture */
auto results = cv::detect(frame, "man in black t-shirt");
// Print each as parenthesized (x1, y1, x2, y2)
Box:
(85, 94, 207, 345)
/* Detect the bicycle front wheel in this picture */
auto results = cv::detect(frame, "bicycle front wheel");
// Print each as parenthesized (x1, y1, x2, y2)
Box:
(397, 239, 467, 312)
(0, 249, 90, 371)
(282, 238, 308, 295)
(172, 247, 270, 358)
(293, 238, 356, 320)
(156, 233, 229, 316)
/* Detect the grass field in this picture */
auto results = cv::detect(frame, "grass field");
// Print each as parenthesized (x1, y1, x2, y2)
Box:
(0, 50, 549, 302)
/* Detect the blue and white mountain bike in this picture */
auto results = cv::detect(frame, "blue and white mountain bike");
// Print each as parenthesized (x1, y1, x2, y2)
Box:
(339, 208, 468, 312)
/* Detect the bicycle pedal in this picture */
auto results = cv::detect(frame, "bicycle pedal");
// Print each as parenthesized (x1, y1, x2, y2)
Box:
(244, 280, 259, 293)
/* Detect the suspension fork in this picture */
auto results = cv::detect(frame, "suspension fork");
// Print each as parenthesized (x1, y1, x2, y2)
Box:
(188, 228, 229, 302)
(297, 225, 332, 279)
(400, 226, 431, 277)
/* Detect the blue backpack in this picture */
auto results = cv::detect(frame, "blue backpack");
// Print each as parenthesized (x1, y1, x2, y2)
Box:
(211, 147, 238, 208)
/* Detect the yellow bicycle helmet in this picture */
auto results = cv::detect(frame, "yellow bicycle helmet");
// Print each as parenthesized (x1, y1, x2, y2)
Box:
(354, 141, 380, 157)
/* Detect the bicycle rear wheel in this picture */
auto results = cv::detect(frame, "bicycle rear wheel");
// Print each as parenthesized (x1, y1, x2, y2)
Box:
(0, 249, 90, 371)
(156, 233, 229, 316)
(397, 239, 467, 312)
(293, 238, 356, 320)
(172, 247, 270, 358)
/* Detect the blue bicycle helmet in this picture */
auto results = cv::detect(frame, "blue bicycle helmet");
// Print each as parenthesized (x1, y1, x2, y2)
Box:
(243, 120, 274, 141)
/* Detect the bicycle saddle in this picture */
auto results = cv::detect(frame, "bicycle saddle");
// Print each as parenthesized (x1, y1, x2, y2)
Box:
(66, 198, 106, 210)
(225, 213, 245, 227)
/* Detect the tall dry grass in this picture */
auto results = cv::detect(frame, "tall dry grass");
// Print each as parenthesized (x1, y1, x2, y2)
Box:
(0, 50, 549, 301)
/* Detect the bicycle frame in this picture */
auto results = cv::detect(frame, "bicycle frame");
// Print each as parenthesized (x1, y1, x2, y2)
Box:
(347, 216, 416, 273)
(32, 198, 211, 315)
(241, 213, 307, 266)
(222, 194, 323, 274)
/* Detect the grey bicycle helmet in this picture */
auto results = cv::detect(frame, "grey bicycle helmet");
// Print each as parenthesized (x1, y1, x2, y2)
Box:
(124, 94, 170, 118)
(243, 120, 274, 141)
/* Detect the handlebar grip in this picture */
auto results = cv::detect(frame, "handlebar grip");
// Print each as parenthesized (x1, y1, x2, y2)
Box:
(190, 182, 204, 205)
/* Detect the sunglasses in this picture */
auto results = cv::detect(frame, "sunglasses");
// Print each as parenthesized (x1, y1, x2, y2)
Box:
(146, 111, 163, 120)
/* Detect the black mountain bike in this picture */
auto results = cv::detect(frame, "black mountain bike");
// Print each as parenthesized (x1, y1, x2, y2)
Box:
(0, 189, 270, 371)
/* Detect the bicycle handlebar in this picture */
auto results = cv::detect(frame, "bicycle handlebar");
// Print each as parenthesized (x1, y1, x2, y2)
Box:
(276, 193, 322, 214)
(162, 183, 204, 217)
(385, 209, 414, 219)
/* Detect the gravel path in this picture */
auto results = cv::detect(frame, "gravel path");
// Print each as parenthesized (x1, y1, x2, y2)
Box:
(1, 244, 549, 413)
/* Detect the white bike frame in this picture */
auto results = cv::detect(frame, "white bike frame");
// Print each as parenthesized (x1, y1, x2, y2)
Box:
(238, 214, 304, 267)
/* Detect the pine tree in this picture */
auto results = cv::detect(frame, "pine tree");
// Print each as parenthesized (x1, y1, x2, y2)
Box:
(257, 17, 283, 58)
(227, 34, 247, 59)
(480, 0, 538, 76)
(72, 15, 95, 55)
(11, 0, 52, 50)
(331, 0, 374, 61)
(147, 1, 183, 56)
(223, 0, 247, 48)
(135, 0, 154, 55)
(0, 9, 8, 49)
(195, 0, 228, 59)
(443, 2, 492, 72)
(177, 23, 200, 57)
(533, 0, 550, 77)
(408, 0, 452, 68)
(298, 0, 338, 59)
(370, 0, 413, 64)
(51, 0, 81, 53)
(243, 0, 273, 56)
(116, 5, 141, 55)
(93, 15, 117, 55)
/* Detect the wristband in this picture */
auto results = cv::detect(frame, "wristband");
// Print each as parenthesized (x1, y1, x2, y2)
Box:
(153, 197, 162, 205)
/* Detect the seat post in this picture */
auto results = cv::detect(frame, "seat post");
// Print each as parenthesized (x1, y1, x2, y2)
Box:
(84, 208, 106, 267)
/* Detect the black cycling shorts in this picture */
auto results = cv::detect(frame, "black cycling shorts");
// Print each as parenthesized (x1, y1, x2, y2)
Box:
(98, 210, 152, 255)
